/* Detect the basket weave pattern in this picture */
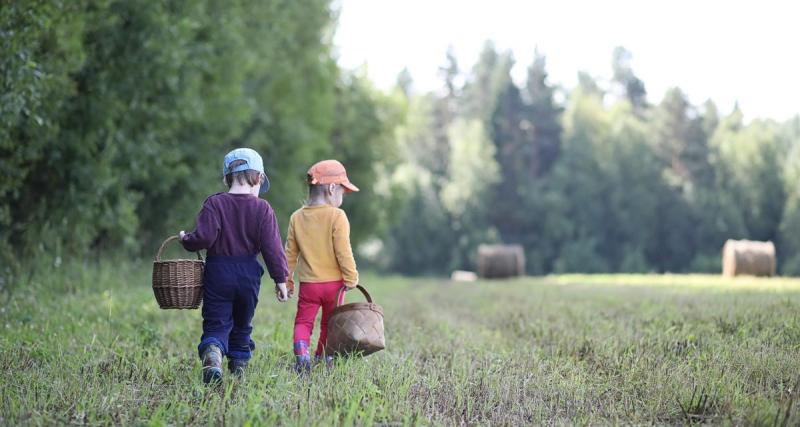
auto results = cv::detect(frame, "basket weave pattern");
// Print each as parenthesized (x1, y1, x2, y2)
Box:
(325, 285, 385, 356)
(152, 236, 204, 309)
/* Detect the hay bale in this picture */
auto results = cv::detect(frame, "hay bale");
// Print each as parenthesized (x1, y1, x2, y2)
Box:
(451, 270, 478, 282)
(477, 244, 525, 278)
(722, 239, 776, 277)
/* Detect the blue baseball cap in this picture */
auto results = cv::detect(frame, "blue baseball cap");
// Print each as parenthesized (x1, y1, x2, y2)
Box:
(223, 148, 270, 193)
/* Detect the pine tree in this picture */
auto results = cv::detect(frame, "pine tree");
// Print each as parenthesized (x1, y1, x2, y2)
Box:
(611, 47, 647, 113)
(524, 51, 563, 176)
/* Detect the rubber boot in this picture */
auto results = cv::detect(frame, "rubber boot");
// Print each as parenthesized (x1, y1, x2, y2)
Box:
(315, 354, 335, 369)
(294, 341, 312, 374)
(201, 344, 223, 384)
(228, 358, 248, 377)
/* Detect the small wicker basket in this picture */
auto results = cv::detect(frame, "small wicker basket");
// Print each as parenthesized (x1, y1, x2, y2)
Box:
(152, 235, 204, 309)
(325, 285, 385, 356)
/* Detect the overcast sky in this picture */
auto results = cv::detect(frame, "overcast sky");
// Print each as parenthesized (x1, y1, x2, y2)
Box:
(334, 0, 799, 121)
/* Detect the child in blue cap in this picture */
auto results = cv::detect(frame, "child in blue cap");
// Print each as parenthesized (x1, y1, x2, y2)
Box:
(180, 148, 289, 383)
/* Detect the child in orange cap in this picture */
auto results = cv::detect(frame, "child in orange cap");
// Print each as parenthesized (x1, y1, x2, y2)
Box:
(285, 160, 360, 372)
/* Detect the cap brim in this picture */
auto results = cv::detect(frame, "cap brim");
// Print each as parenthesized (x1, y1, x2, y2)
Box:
(259, 174, 271, 194)
(342, 181, 359, 192)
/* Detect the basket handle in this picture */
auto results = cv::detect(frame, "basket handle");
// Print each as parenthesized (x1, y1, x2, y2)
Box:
(155, 235, 203, 262)
(335, 284, 372, 307)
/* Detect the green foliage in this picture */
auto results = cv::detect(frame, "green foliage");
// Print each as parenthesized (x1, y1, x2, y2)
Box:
(380, 94, 456, 273)
(1, 0, 88, 271)
(330, 73, 402, 245)
(713, 114, 786, 241)
(4, 2, 800, 279)
(443, 118, 500, 269)
(1, 0, 397, 273)
(461, 42, 513, 121)
(524, 51, 563, 175)
(611, 46, 647, 112)
(384, 44, 800, 275)
(553, 239, 610, 273)
(441, 119, 497, 215)
(382, 177, 456, 275)
(777, 120, 800, 273)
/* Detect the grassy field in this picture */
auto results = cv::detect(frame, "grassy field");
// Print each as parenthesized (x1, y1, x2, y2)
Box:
(2, 262, 800, 425)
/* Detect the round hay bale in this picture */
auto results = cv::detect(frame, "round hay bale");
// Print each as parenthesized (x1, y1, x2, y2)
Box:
(477, 244, 525, 278)
(721, 239, 776, 277)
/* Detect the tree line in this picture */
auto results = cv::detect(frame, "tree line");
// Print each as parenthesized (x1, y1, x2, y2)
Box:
(378, 45, 800, 276)
(1, 0, 396, 279)
(3, 1, 800, 279)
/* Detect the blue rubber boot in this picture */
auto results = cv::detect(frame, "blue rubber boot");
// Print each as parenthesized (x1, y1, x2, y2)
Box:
(294, 341, 312, 374)
(315, 354, 335, 369)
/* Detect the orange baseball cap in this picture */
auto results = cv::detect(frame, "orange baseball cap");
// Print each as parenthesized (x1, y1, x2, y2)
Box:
(307, 160, 360, 192)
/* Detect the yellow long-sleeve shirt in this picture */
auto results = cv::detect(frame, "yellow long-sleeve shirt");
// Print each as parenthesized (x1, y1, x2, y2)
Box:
(285, 204, 359, 291)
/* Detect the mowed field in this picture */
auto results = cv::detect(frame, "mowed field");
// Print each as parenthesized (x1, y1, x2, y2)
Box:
(2, 262, 800, 425)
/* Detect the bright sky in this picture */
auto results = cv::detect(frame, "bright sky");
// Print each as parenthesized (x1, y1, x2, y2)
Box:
(334, 0, 800, 121)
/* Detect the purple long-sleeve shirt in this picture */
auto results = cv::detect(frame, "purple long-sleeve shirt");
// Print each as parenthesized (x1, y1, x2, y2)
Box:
(181, 192, 288, 284)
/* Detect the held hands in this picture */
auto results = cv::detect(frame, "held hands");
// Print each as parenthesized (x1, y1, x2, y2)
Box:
(179, 228, 288, 302)
(275, 282, 289, 302)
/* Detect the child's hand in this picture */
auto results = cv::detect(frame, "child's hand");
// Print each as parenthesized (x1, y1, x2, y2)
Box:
(275, 282, 289, 302)
(179, 230, 186, 240)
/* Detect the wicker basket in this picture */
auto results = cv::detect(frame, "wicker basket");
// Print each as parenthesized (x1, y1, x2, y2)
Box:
(325, 285, 385, 356)
(152, 235, 204, 309)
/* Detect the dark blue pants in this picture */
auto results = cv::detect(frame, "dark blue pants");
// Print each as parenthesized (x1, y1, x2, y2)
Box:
(197, 255, 264, 361)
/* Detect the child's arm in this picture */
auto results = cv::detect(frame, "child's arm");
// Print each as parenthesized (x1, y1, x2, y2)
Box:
(332, 210, 359, 288)
(259, 203, 289, 285)
(181, 199, 220, 251)
(284, 215, 299, 295)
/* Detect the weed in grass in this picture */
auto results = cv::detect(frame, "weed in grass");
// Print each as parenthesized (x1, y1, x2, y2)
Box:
(676, 384, 720, 424)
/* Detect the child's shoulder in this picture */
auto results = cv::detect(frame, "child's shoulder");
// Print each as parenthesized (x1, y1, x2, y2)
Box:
(329, 207, 349, 223)
(301, 205, 346, 214)
(289, 207, 305, 222)
(291, 205, 346, 222)
(201, 192, 228, 206)
(203, 193, 270, 211)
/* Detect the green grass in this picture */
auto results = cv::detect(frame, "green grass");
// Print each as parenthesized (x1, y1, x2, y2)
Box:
(2, 262, 800, 425)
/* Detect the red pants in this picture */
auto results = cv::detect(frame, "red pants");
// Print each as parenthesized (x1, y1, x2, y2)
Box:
(293, 280, 345, 357)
